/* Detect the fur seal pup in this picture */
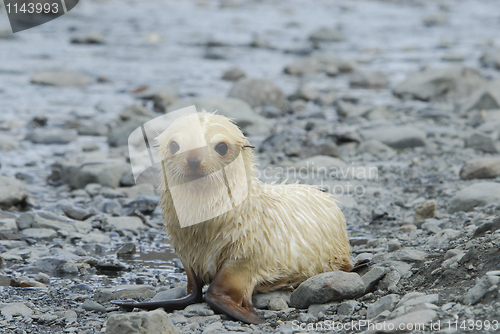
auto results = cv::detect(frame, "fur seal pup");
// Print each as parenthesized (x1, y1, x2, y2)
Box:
(112, 111, 367, 324)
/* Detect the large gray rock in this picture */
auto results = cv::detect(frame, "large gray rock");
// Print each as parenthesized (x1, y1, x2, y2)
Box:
(31, 70, 92, 86)
(449, 183, 500, 213)
(460, 157, 500, 179)
(393, 67, 485, 101)
(228, 78, 287, 110)
(360, 125, 426, 149)
(105, 308, 178, 334)
(0, 175, 28, 209)
(54, 152, 130, 189)
(289, 271, 365, 309)
(168, 97, 272, 136)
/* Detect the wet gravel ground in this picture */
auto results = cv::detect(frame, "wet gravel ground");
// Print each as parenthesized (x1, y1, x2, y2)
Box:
(1, 0, 500, 333)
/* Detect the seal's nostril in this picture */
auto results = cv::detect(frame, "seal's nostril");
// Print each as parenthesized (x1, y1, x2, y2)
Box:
(188, 157, 200, 169)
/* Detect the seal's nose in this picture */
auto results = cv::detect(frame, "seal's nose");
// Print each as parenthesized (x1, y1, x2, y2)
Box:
(188, 157, 200, 169)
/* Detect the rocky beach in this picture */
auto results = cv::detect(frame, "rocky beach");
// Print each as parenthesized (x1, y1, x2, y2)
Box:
(0, 0, 500, 333)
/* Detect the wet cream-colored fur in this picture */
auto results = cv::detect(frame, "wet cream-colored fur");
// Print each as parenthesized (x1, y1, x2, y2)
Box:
(156, 111, 351, 292)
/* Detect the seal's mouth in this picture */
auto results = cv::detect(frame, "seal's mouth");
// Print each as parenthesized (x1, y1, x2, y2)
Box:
(183, 173, 205, 182)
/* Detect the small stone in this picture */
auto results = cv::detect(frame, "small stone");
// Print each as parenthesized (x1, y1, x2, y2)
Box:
(284, 57, 319, 76)
(337, 300, 358, 315)
(387, 240, 402, 252)
(289, 271, 365, 309)
(309, 26, 344, 42)
(360, 125, 426, 149)
(35, 273, 51, 284)
(465, 132, 498, 153)
(460, 157, 500, 179)
(71, 33, 106, 44)
(414, 200, 437, 222)
(103, 217, 145, 235)
(0, 175, 28, 210)
(463, 275, 500, 305)
(1, 303, 33, 319)
(105, 309, 178, 334)
(422, 12, 448, 27)
(253, 291, 290, 310)
(228, 78, 287, 110)
(426, 229, 461, 247)
(362, 266, 388, 293)
(350, 71, 388, 89)
(221, 66, 245, 81)
(116, 242, 137, 255)
(152, 287, 187, 301)
(183, 303, 215, 317)
(399, 224, 417, 232)
(422, 219, 441, 234)
(82, 300, 106, 313)
(95, 285, 156, 303)
(19, 228, 57, 240)
(367, 294, 400, 319)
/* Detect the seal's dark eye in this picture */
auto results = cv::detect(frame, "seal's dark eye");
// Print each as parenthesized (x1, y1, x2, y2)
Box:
(169, 141, 180, 155)
(215, 142, 228, 156)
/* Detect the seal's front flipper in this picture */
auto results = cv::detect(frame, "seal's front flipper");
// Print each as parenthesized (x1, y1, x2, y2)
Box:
(111, 266, 203, 312)
(204, 261, 264, 325)
(111, 292, 202, 312)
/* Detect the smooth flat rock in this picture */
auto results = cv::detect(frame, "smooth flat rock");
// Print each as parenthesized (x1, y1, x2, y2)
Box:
(360, 125, 426, 149)
(393, 67, 485, 101)
(289, 271, 365, 309)
(460, 157, 500, 179)
(26, 130, 77, 145)
(105, 308, 178, 334)
(31, 70, 92, 86)
(0, 175, 28, 210)
(449, 182, 500, 213)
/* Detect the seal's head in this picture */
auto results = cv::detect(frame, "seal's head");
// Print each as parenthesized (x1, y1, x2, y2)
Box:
(156, 111, 253, 227)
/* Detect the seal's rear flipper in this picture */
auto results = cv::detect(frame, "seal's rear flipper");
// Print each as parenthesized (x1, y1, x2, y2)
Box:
(344, 258, 370, 273)
(205, 261, 264, 325)
(351, 259, 370, 272)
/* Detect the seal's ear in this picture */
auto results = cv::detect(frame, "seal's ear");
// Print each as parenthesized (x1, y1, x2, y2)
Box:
(243, 145, 255, 149)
